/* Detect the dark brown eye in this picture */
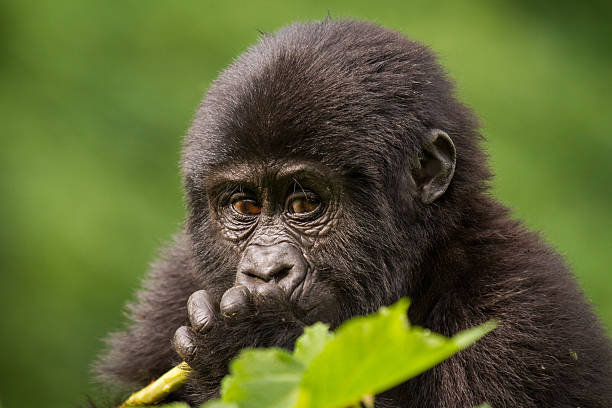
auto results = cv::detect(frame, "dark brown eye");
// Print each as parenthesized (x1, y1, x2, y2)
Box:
(288, 195, 320, 214)
(232, 199, 261, 215)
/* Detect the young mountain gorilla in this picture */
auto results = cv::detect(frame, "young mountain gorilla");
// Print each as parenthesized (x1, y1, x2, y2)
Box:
(95, 20, 612, 407)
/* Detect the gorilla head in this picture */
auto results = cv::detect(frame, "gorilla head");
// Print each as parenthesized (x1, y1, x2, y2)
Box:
(181, 20, 485, 327)
(96, 20, 612, 408)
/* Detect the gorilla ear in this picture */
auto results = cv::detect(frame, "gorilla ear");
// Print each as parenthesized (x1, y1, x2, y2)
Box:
(411, 129, 456, 204)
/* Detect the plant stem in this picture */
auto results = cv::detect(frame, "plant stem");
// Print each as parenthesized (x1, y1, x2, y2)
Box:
(118, 362, 191, 407)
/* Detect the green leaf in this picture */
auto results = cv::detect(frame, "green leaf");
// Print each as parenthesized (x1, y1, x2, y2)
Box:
(293, 322, 334, 366)
(205, 298, 496, 408)
(221, 348, 304, 408)
(453, 320, 499, 350)
(298, 299, 497, 408)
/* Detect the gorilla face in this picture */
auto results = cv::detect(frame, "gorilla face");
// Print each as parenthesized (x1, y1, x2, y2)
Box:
(204, 159, 344, 325)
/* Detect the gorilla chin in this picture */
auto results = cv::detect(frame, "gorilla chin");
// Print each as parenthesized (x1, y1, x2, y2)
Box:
(94, 19, 612, 408)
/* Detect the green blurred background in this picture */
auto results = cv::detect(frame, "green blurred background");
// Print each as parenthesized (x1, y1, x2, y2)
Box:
(0, 1, 610, 407)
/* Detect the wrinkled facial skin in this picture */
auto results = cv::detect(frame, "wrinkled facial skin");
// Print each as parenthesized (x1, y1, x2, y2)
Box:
(206, 161, 342, 325)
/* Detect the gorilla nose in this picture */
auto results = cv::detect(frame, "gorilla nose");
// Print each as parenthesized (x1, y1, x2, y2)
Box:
(236, 243, 307, 293)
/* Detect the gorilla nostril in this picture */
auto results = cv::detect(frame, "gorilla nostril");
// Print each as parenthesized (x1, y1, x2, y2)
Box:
(245, 271, 260, 280)
(273, 266, 292, 282)
(242, 266, 292, 282)
(252, 265, 293, 282)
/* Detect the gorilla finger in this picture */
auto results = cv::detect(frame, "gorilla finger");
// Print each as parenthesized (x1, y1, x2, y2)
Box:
(173, 325, 197, 361)
(220, 285, 253, 323)
(187, 289, 217, 333)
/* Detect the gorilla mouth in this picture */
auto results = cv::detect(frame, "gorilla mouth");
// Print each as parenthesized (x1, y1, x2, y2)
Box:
(289, 270, 309, 305)
(291, 278, 343, 327)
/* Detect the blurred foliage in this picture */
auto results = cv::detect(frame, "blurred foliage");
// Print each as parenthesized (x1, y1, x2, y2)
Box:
(0, 1, 610, 407)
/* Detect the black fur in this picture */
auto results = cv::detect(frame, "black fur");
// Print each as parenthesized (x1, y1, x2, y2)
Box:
(95, 20, 612, 407)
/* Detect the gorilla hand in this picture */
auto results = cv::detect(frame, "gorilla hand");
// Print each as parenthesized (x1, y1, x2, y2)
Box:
(172, 286, 305, 401)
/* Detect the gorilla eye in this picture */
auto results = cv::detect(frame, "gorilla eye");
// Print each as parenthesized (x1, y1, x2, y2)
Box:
(232, 199, 261, 215)
(287, 194, 320, 214)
